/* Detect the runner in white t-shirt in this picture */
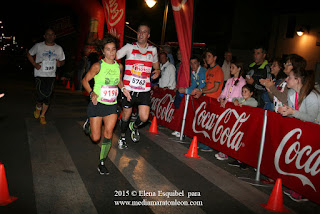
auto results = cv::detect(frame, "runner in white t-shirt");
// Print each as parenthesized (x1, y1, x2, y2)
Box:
(116, 23, 160, 149)
(27, 27, 65, 124)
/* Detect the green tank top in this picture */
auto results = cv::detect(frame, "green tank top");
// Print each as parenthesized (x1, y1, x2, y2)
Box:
(93, 60, 120, 105)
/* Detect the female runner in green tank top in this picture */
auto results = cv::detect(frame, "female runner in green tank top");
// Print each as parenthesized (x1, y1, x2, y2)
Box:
(82, 35, 131, 175)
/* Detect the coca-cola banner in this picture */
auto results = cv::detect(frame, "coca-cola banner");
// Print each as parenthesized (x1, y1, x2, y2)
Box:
(184, 96, 264, 167)
(150, 88, 320, 204)
(150, 89, 184, 130)
(102, 0, 126, 47)
(171, 0, 195, 86)
(262, 112, 320, 204)
(150, 88, 264, 167)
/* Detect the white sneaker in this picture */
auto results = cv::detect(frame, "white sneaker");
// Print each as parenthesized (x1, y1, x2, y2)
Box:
(171, 131, 180, 137)
(215, 152, 228, 161)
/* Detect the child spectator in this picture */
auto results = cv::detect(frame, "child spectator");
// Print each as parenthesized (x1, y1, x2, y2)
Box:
(218, 60, 246, 108)
(232, 84, 258, 107)
(215, 84, 258, 166)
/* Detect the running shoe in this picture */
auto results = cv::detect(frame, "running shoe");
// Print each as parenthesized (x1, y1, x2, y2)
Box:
(240, 163, 248, 170)
(97, 161, 109, 175)
(131, 112, 138, 122)
(261, 178, 275, 184)
(34, 106, 42, 119)
(171, 131, 180, 137)
(283, 190, 308, 202)
(83, 118, 90, 135)
(118, 137, 128, 149)
(198, 143, 213, 152)
(215, 152, 228, 161)
(200, 147, 213, 152)
(228, 160, 241, 167)
(39, 115, 46, 125)
(129, 122, 140, 143)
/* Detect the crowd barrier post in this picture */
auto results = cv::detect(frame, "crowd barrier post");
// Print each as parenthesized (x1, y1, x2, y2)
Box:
(239, 110, 271, 187)
(180, 94, 190, 141)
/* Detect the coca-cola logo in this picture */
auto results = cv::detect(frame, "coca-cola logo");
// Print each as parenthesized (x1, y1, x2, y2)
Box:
(275, 128, 319, 191)
(150, 94, 175, 122)
(105, 0, 124, 27)
(192, 102, 250, 151)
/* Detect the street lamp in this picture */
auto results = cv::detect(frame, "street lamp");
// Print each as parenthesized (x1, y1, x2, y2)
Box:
(296, 28, 304, 37)
(145, 0, 157, 8)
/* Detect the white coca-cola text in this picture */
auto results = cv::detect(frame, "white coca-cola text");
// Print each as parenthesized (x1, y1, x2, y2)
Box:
(150, 94, 175, 123)
(275, 128, 319, 191)
(192, 102, 250, 151)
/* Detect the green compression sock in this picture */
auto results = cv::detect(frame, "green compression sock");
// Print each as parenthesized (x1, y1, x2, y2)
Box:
(100, 138, 112, 161)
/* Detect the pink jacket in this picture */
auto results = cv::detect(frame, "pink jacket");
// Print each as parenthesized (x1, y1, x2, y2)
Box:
(218, 76, 246, 102)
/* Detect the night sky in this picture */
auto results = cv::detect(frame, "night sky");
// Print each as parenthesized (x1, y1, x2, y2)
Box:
(0, 0, 319, 53)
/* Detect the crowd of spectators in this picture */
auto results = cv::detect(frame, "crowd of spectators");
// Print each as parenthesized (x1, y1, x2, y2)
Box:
(152, 45, 320, 202)
(154, 45, 320, 126)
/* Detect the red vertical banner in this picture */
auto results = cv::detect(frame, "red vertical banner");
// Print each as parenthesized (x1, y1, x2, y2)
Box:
(102, 0, 126, 48)
(171, 0, 194, 87)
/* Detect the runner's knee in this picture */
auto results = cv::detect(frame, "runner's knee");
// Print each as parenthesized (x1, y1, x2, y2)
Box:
(139, 113, 149, 123)
(91, 133, 101, 142)
(104, 129, 113, 139)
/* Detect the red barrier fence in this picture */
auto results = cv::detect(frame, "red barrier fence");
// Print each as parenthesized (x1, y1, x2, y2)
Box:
(150, 88, 320, 205)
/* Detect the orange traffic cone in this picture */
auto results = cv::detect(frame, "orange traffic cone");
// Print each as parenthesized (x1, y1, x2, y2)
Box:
(71, 83, 75, 91)
(0, 163, 17, 206)
(66, 81, 70, 89)
(148, 116, 158, 133)
(185, 136, 200, 159)
(261, 178, 289, 212)
(118, 111, 123, 120)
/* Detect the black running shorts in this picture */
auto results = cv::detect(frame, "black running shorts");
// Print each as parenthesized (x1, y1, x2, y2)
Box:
(35, 77, 55, 105)
(87, 102, 117, 117)
(121, 91, 151, 109)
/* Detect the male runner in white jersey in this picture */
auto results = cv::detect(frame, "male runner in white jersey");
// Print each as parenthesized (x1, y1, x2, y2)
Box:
(116, 23, 160, 149)
(27, 27, 65, 124)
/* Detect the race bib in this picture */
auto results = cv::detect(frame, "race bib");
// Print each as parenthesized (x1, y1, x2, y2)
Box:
(129, 74, 147, 90)
(42, 60, 56, 72)
(100, 85, 118, 103)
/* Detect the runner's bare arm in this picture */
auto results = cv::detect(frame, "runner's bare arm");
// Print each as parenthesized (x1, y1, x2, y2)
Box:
(151, 61, 160, 79)
(118, 63, 131, 101)
(27, 52, 41, 70)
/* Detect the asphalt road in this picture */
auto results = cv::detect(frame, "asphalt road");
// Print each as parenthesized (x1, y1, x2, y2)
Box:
(0, 64, 319, 214)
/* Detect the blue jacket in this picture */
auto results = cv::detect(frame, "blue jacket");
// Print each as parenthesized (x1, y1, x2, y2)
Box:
(185, 66, 206, 94)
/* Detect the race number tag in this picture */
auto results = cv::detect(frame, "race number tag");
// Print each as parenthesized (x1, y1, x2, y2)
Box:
(42, 60, 56, 72)
(129, 74, 147, 90)
(100, 85, 118, 103)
